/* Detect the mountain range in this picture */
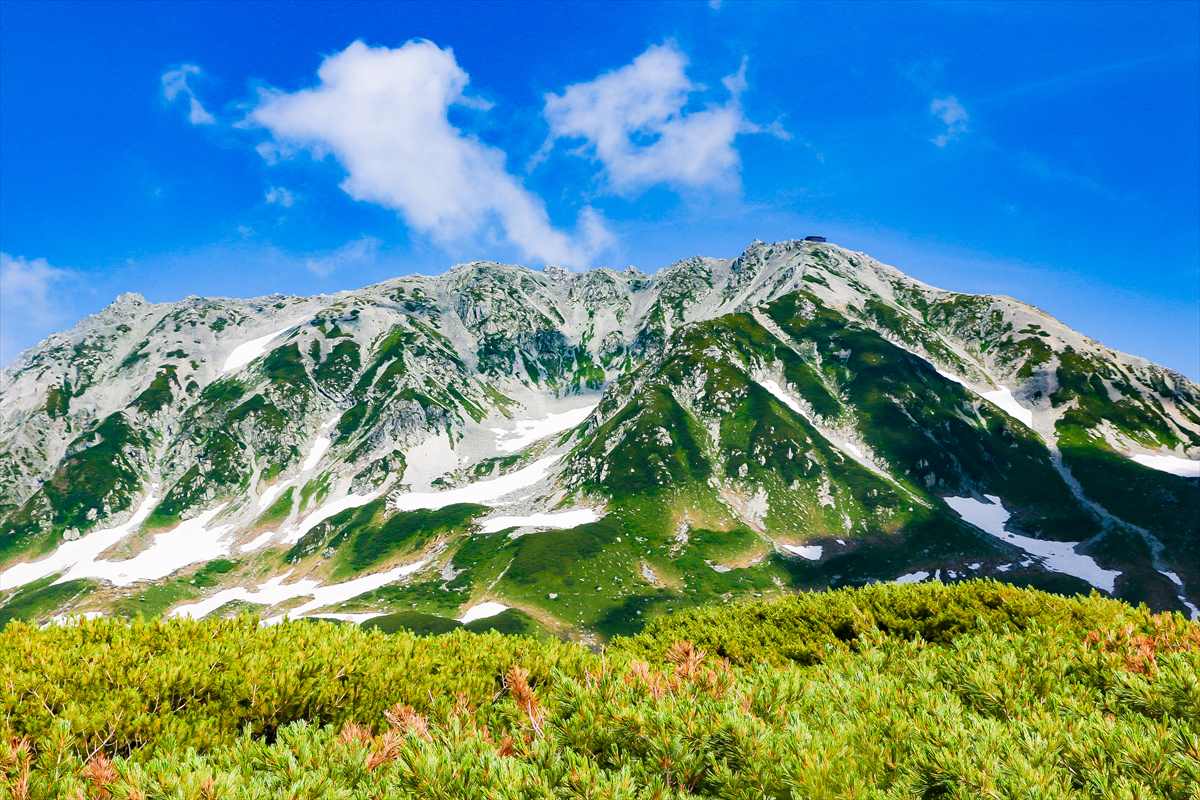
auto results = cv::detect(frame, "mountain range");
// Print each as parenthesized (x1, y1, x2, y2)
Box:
(2, 238, 1197, 636)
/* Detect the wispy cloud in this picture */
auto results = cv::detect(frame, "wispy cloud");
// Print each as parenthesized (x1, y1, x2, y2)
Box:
(247, 39, 611, 267)
(1012, 150, 1122, 202)
(0, 253, 78, 365)
(929, 95, 969, 147)
(264, 186, 295, 207)
(304, 236, 380, 278)
(541, 43, 781, 195)
(983, 48, 1199, 106)
(161, 64, 215, 125)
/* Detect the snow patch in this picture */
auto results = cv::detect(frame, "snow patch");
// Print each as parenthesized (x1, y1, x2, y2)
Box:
(478, 508, 599, 534)
(493, 405, 595, 453)
(759, 379, 879, 474)
(281, 490, 381, 544)
(239, 530, 277, 553)
(894, 571, 929, 584)
(458, 601, 509, 624)
(934, 368, 1033, 428)
(981, 387, 1034, 428)
(221, 323, 299, 374)
(256, 481, 289, 512)
(759, 379, 804, 415)
(59, 504, 236, 587)
(1128, 453, 1200, 478)
(47, 611, 106, 626)
(301, 415, 341, 472)
(1159, 570, 1200, 620)
(393, 455, 561, 512)
(779, 543, 822, 560)
(171, 555, 432, 619)
(0, 491, 159, 592)
(944, 495, 1120, 592)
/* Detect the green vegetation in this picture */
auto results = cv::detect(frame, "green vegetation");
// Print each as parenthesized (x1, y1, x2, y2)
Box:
(1, 582, 1196, 797)
(35, 412, 150, 537)
(43, 382, 71, 419)
(147, 430, 247, 528)
(129, 364, 178, 414)
(765, 291, 1099, 538)
(286, 501, 486, 578)
(111, 559, 238, 619)
(0, 576, 94, 627)
(253, 486, 294, 529)
(312, 339, 361, 392)
(364, 607, 545, 637)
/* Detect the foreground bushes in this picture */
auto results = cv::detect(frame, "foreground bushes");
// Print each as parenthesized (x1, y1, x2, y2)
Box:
(2, 581, 1198, 798)
(614, 579, 1144, 666)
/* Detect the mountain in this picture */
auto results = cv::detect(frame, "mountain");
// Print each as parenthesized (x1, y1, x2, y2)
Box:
(2, 239, 1197, 634)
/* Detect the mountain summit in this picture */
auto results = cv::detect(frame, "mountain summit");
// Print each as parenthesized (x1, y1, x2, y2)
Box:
(2, 239, 1197, 633)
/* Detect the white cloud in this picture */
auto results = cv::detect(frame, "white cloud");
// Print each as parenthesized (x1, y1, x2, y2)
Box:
(162, 64, 215, 125)
(930, 95, 968, 147)
(541, 43, 772, 194)
(248, 39, 609, 267)
(304, 236, 380, 278)
(0, 253, 77, 365)
(265, 186, 295, 207)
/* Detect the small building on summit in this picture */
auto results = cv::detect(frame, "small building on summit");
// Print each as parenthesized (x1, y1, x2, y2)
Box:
(804, 235, 827, 243)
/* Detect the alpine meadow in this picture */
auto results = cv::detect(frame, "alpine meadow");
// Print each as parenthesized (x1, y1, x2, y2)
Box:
(1, 1, 1198, 797)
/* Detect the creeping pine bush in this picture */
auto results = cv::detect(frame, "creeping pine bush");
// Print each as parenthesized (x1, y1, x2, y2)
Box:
(2, 581, 1198, 799)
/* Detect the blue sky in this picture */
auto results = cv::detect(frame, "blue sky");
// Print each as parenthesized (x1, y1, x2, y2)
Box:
(1, 1, 1197, 376)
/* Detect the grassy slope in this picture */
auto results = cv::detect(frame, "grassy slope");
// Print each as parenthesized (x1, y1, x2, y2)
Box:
(2, 582, 1197, 798)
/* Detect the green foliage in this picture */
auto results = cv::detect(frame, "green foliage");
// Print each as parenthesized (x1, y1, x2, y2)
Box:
(40, 412, 149, 532)
(363, 608, 545, 638)
(253, 486, 294, 529)
(1, 583, 1196, 798)
(313, 339, 361, 392)
(0, 576, 94, 627)
(1054, 348, 1185, 449)
(261, 342, 309, 389)
(129, 364, 178, 414)
(765, 291, 1098, 538)
(286, 501, 486, 578)
(616, 579, 1138, 666)
(574, 385, 712, 498)
(44, 382, 71, 419)
(149, 430, 247, 527)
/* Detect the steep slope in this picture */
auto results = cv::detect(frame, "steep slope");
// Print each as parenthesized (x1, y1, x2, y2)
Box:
(1, 239, 1196, 633)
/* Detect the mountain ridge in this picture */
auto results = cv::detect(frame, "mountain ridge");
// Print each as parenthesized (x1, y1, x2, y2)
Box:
(2, 238, 1197, 633)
